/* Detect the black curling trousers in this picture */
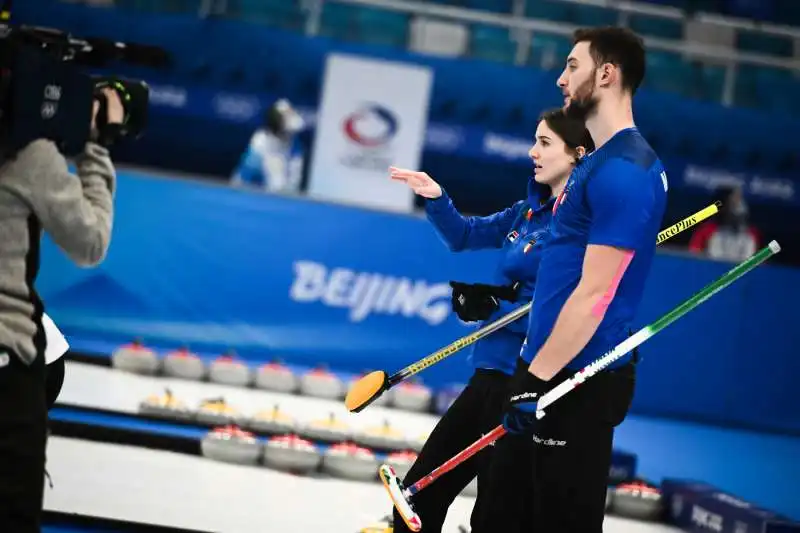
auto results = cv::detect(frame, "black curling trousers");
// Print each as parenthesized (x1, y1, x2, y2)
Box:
(473, 358, 636, 533)
(392, 368, 535, 533)
(0, 347, 48, 533)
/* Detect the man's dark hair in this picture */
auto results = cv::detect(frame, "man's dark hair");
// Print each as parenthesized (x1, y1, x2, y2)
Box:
(573, 26, 646, 95)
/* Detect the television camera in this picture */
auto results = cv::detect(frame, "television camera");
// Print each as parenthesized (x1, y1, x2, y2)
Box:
(0, 4, 170, 156)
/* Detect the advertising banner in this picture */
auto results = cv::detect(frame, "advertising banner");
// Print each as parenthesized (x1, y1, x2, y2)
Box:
(306, 53, 433, 212)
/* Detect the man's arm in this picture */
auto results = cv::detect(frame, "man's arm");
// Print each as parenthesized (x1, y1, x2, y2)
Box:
(528, 244, 634, 380)
(528, 159, 656, 380)
(4, 139, 115, 266)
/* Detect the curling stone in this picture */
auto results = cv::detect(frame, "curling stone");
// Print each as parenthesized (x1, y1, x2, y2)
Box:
(298, 412, 353, 442)
(434, 384, 466, 415)
(201, 425, 261, 465)
(254, 360, 298, 393)
(611, 479, 663, 520)
(262, 434, 322, 473)
(248, 404, 296, 435)
(299, 365, 345, 399)
(348, 371, 389, 407)
(385, 450, 418, 480)
(162, 346, 206, 381)
(355, 420, 409, 451)
(208, 351, 252, 387)
(111, 339, 159, 375)
(138, 389, 194, 421)
(461, 476, 478, 497)
(196, 397, 241, 426)
(389, 379, 432, 412)
(322, 442, 380, 482)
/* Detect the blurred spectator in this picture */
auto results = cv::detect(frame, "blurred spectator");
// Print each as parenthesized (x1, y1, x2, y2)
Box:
(230, 98, 305, 194)
(689, 185, 761, 261)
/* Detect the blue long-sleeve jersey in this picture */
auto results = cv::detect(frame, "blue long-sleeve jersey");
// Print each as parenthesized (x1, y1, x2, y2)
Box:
(425, 179, 553, 376)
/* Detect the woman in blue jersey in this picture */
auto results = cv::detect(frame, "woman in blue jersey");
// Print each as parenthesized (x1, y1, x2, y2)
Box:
(384, 108, 593, 533)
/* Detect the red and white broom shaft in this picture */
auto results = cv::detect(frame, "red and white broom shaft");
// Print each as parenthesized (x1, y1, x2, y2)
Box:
(405, 425, 507, 497)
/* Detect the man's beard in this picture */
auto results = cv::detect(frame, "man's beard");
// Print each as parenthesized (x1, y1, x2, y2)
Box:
(564, 72, 599, 121)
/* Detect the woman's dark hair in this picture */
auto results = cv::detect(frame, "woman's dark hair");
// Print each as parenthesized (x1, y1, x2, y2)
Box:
(539, 108, 594, 156)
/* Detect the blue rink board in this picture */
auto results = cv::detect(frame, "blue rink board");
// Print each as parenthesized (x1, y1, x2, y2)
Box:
(613, 416, 800, 523)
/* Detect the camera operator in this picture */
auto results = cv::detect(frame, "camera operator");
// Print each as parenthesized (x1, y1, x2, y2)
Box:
(0, 86, 124, 532)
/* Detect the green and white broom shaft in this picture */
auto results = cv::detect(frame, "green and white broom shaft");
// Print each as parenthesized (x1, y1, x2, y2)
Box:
(387, 202, 721, 388)
(405, 241, 780, 497)
(536, 240, 780, 414)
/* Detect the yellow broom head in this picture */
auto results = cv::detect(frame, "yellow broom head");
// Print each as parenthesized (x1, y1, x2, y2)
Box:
(345, 370, 388, 413)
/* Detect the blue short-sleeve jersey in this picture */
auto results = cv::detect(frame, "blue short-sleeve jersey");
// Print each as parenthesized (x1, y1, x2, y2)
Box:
(520, 128, 668, 370)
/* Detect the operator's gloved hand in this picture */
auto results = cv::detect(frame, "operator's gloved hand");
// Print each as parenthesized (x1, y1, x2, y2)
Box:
(501, 368, 551, 435)
(449, 281, 520, 322)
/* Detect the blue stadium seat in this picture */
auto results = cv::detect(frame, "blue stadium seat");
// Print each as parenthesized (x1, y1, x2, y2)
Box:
(319, 2, 409, 49)
(318, 1, 353, 41)
(357, 6, 410, 48)
(628, 13, 684, 40)
(569, 4, 620, 26)
(643, 50, 693, 97)
(526, 0, 572, 23)
(424, 0, 512, 15)
(733, 75, 759, 110)
(115, 0, 203, 13)
(696, 62, 726, 102)
(469, 25, 517, 65)
(639, 0, 727, 14)
(635, 0, 689, 7)
(465, 0, 514, 15)
(734, 65, 794, 112)
(735, 30, 794, 58)
(752, 67, 800, 117)
(528, 32, 573, 71)
(225, 0, 305, 31)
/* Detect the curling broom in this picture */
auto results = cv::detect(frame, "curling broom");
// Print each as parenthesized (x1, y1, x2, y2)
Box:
(345, 201, 721, 413)
(380, 240, 781, 532)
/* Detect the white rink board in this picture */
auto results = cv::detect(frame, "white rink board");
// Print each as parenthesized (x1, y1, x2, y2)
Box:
(44, 436, 683, 533)
(58, 361, 443, 438)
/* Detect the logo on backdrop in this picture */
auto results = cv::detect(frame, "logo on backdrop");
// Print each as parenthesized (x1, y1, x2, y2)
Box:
(147, 84, 189, 109)
(483, 132, 531, 161)
(212, 92, 262, 122)
(683, 164, 796, 204)
(691, 505, 724, 532)
(339, 104, 399, 172)
(289, 260, 451, 326)
(342, 104, 398, 147)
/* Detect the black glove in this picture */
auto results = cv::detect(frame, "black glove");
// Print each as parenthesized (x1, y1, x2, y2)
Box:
(481, 281, 521, 302)
(449, 281, 521, 322)
(502, 368, 551, 435)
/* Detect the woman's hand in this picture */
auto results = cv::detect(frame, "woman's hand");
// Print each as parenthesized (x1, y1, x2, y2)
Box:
(389, 166, 443, 199)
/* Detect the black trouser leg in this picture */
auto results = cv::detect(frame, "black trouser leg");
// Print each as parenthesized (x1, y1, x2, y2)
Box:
(470, 359, 536, 533)
(0, 348, 47, 533)
(393, 369, 509, 533)
(529, 362, 636, 533)
(45, 356, 65, 410)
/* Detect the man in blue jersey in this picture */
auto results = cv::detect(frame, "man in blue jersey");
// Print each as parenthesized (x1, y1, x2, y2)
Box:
(499, 27, 668, 532)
